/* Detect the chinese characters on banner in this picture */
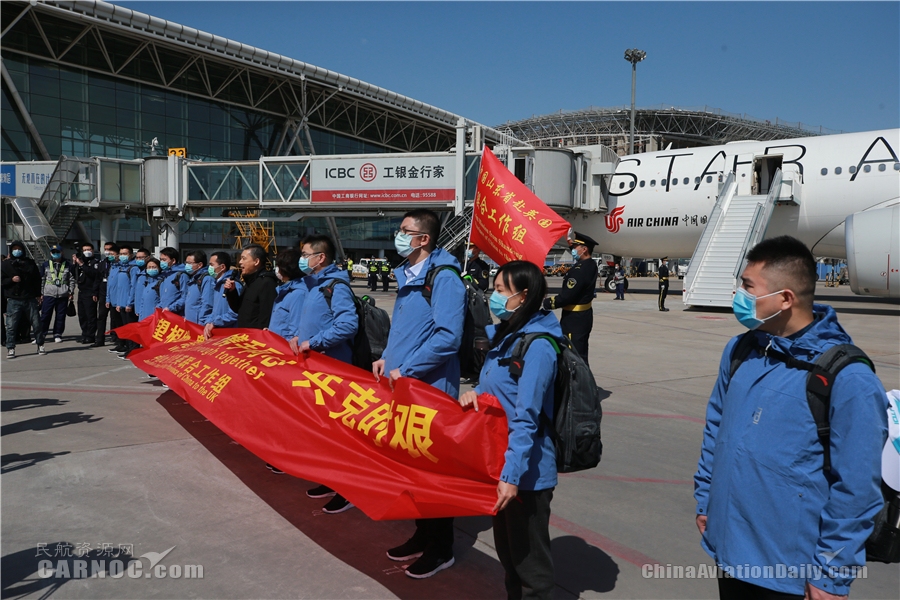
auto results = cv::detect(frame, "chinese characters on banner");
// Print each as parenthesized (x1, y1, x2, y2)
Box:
(470, 147, 571, 267)
(115, 310, 508, 521)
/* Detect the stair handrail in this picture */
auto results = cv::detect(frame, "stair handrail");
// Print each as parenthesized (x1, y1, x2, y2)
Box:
(684, 171, 736, 296)
(733, 170, 783, 279)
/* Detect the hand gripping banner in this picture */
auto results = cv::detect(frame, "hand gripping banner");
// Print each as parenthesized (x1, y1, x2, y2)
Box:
(116, 310, 508, 520)
(470, 146, 571, 267)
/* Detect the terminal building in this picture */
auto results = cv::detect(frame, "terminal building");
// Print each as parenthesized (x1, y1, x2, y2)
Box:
(2, 1, 833, 266)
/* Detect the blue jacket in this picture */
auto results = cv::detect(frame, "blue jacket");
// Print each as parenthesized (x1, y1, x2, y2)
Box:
(694, 305, 888, 596)
(106, 261, 138, 308)
(158, 268, 188, 314)
(298, 264, 357, 364)
(476, 310, 560, 490)
(206, 272, 242, 327)
(382, 249, 466, 397)
(268, 277, 310, 341)
(134, 272, 162, 320)
(184, 268, 214, 325)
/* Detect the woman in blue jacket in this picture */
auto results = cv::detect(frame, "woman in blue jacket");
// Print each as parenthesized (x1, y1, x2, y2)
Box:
(135, 257, 163, 321)
(459, 260, 560, 600)
(266, 248, 309, 341)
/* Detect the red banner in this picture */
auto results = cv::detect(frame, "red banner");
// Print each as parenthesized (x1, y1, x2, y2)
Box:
(116, 310, 508, 521)
(470, 147, 571, 267)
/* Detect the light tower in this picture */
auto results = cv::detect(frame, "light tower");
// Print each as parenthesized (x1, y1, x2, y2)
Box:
(624, 48, 647, 155)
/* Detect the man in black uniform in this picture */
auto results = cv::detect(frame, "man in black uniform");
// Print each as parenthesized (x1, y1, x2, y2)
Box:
(380, 260, 391, 291)
(93, 242, 117, 347)
(72, 242, 103, 344)
(463, 244, 490, 292)
(657, 257, 670, 312)
(368, 258, 379, 292)
(542, 231, 598, 366)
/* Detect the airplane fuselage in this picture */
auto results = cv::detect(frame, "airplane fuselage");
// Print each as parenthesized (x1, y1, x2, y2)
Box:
(574, 129, 900, 259)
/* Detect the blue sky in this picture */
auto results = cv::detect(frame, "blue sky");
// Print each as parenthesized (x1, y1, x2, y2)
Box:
(118, 1, 899, 133)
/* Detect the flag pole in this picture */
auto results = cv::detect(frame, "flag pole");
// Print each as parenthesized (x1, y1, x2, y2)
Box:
(461, 211, 474, 273)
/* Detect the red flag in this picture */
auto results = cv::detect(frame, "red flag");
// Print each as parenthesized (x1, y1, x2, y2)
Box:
(470, 146, 571, 267)
(115, 310, 508, 521)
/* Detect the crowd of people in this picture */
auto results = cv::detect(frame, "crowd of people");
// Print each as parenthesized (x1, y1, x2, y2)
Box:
(2, 219, 891, 599)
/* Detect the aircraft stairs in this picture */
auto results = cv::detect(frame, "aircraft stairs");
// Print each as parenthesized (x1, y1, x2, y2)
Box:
(683, 170, 782, 307)
(437, 205, 475, 252)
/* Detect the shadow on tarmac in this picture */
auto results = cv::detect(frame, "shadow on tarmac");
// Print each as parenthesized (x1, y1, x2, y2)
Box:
(0, 398, 69, 412)
(552, 536, 620, 595)
(0, 412, 102, 437)
(1, 451, 72, 475)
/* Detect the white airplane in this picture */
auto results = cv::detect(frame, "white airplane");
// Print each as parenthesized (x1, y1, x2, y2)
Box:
(573, 129, 900, 298)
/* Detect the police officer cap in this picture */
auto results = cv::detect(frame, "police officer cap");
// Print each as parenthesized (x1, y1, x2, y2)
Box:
(570, 231, 598, 250)
(660, 256, 668, 261)
(50, 244, 62, 252)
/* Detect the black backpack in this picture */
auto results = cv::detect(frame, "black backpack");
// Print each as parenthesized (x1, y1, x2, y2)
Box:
(730, 333, 899, 564)
(503, 332, 603, 473)
(322, 279, 391, 369)
(423, 265, 491, 379)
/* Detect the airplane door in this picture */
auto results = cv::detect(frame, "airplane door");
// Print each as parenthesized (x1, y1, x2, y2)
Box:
(735, 152, 755, 194)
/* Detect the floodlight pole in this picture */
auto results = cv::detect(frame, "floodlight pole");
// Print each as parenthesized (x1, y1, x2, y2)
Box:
(624, 49, 646, 155)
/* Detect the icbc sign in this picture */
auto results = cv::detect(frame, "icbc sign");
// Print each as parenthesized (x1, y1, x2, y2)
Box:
(311, 155, 455, 204)
(360, 163, 377, 182)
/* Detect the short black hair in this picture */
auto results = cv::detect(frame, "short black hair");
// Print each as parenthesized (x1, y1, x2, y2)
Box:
(144, 257, 161, 269)
(403, 208, 441, 251)
(159, 247, 179, 262)
(105, 243, 119, 253)
(492, 260, 548, 347)
(135, 247, 151, 256)
(118, 244, 133, 253)
(275, 248, 303, 280)
(242, 244, 268, 264)
(745, 236, 818, 307)
(81, 242, 95, 250)
(301, 234, 336, 263)
(186, 250, 207, 266)
(210, 251, 232, 269)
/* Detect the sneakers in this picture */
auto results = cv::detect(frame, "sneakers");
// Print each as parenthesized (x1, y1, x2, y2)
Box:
(54, 336, 62, 343)
(30, 339, 36, 345)
(321, 495, 354, 514)
(108, 347, 120, 353)
(117, 351, 129, 360)
(386, 538, 426, 562)
(7, 348, 14, 359)
(405, 550, 455, 579)
(38, 345, 46, 355)
(265, 463, 284, 474)
(306, 485, 336, 499)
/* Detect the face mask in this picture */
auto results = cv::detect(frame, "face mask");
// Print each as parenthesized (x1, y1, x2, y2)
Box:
(135, 259, 146, 267)
(274, 266, 282, 280)
(184, 263, 195, 273)
(489, 290, 522, 321)
(571, 248, 580, 260)
(208, 265, 217, 277)
(160, 261, 170, 270)
(83, 251, 93, 258)
(394, 232, 423, 258)
(466, 250, 474, 260)
(118, 255, 129, 263)
(146, 268, 159, 277)
(732, 287, 785, 330)
(51, 253, 62, 260)
(12, 249, 23, 258)
(106, 253, 116, 261)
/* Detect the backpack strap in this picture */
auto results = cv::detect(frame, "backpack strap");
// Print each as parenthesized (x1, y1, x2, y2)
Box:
(422, 265, 461, 304)
(728, 331, 760, 380)
(321, 278, 355, 309)
(499, 333, 561, 378)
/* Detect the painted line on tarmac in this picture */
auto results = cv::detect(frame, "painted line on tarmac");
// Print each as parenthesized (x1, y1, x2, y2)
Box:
(549, 514, 660, 568)
(2, 383, 164, 396)
(605, 411, 705, 424)
(563, 473, 692, 486)
(67, 366, 135, 384)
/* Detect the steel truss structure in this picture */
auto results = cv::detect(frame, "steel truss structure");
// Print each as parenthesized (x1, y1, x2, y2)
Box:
(498, 106, 840, 154)
(1, 0, 523, 157)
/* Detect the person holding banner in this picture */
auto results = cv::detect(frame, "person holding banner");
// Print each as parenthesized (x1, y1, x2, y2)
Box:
(294, 234, 359, 514)
(203, 252, 242, 340)
(542, 231, 598, 366)
(374, 208, 466, 579)
(158, 247, 188, 316)
(183, 250, 214, 325)
(134, 257, 163, 321)
(225, 244, 278, 330)
(459, 260, 560, 600)
(266, 248, 308, 342)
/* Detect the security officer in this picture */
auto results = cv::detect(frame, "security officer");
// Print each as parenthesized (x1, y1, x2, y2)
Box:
(93, 242, 117, 347)
(368, 257, 379, 292)
(542, 231, 598, 366)
(72, 242, 103, 344)
(380, 260, 391, 291)
(657, 257, 670, 312)
(464, 244, 490, 292)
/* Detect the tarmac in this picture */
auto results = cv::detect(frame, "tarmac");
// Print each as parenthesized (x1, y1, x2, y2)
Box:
(2, 277, 898, 599)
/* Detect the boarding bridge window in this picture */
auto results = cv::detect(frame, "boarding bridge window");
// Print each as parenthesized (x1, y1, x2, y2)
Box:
(849, 166, 857, 174)
(821, 168, 828, 176)
(835, 167, 842, 175)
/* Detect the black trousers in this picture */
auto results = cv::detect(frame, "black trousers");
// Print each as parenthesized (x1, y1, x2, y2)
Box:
(381, 274, 389, 291)
(658, 280, 669, 310)
(718, 576, 803, 600)
(560, 308, 592, 366)
(368, 273, 378, 291)
(96, 296, 110, 344)
(77, 289, 98, 342)
(493, 488, 554, 600)
(411, 517, 454, 558)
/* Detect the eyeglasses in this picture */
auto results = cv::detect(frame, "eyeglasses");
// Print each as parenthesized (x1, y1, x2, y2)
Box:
(393, 230, 426, 238)
(300, 252, 324, 259)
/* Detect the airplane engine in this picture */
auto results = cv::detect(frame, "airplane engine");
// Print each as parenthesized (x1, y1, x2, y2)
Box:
(845, 204, 899, 298)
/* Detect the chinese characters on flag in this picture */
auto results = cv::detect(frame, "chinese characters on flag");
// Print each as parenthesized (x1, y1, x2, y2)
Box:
(115, 310, 509, 521)
(470, 146, 571, 267)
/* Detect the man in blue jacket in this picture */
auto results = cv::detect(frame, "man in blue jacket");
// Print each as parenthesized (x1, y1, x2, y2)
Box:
(294, 234, 360, 514)
(183, 250, 214, 325)
(106, 244, 138, 354)
(373, 208, 466, 579)
(203, 252, 242, 339)
(694, 236, 888, 600)
(158, 247, 188, 316)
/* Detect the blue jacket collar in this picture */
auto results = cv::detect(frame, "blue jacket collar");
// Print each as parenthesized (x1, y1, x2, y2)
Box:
(396, 248, 459, 287)
(754, 304, 851, 358)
